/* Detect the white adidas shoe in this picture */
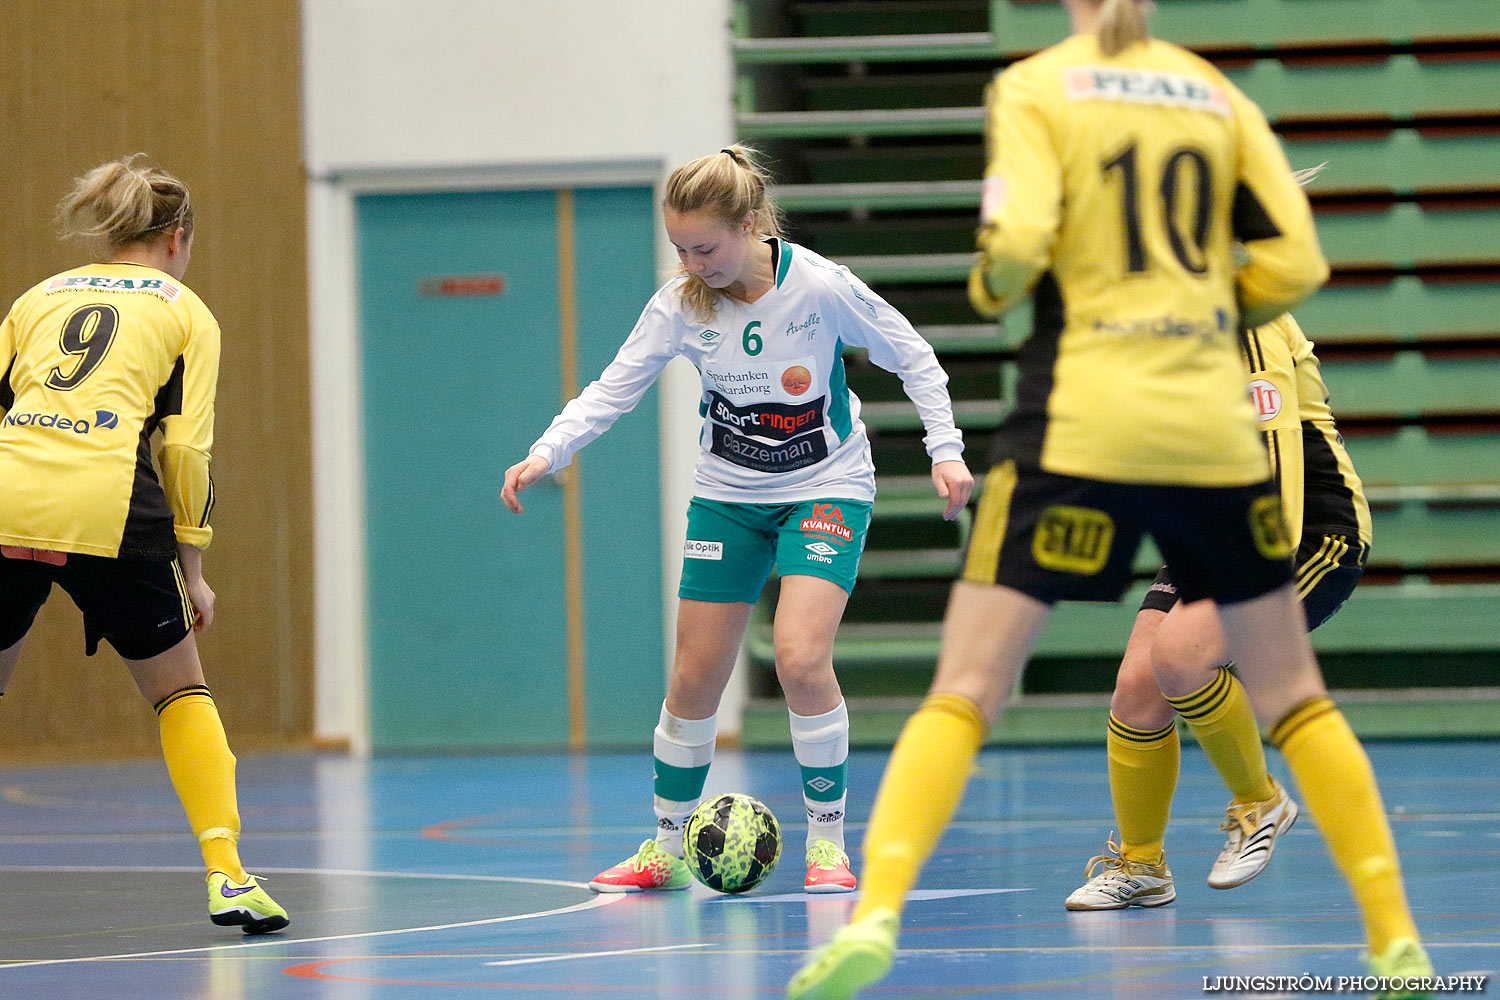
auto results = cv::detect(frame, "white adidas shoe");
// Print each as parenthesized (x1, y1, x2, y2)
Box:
(1207, 777, 1298, 889)
(1065, 836, 1176, 911)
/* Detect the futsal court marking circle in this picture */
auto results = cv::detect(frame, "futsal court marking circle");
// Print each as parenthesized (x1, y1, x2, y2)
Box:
(0, 865, 624, 971)
(484, 942, 711, 967)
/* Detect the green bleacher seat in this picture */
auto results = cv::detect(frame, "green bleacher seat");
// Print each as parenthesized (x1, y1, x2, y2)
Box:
(878, 285, 1500, 356)
(822, 205, 1500, 283)
(1295, 278, 1500, 344)
(740, 56, 1500, 139)
(793, 0, 990, 38)
(1322, 354, 1500, 420)
(740, 1, 1500, 65)
(990, 0, 1500, 55)
(1283, 132, 1500, 196)
(773, 133, 1500, 210)
(738, 0, 1500, 718)
(735, 33, 1004, 66)
(929, 278, 1500, 348)
(1344, 428, 1500, 488)
(1315, 205, 1500, 271)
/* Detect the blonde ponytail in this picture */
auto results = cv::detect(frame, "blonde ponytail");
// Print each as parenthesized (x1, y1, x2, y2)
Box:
(1097, 0, 1151, 56)
(58, 154, 193, 253)
(664, 144, 785, 322)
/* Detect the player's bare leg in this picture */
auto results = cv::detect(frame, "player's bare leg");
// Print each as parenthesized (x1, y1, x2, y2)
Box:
(790, 582, 1050, 999)
(128, 634, 288, 933)
(1221, 585, 1427, 980)
(1066, 609, 1179, 910)
(774, 575, 857, 891)
(591, 599, 752, 892)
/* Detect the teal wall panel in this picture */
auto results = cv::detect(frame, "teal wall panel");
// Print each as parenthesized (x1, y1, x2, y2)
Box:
(573, 186, 666, 746)
(357, 186, 662, 750)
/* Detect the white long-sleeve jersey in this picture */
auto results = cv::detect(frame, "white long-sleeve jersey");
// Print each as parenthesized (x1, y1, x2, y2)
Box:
(529, 239, 964, 504)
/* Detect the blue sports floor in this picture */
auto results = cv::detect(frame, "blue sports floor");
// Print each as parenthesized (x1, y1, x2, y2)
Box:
(0, 741, 1495, 998)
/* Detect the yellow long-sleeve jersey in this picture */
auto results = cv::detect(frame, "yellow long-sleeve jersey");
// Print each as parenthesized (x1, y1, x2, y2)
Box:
(1244, 314, 1371, 550)
(971, 33, 1329, 487)
(0, 262, 219, 558)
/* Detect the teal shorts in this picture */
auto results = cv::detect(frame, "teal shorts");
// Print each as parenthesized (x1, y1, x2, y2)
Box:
(679, 497, 874, 603)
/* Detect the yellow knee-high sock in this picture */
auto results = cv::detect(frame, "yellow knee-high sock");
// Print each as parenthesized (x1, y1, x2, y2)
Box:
(854, 693, 988, 922)
(1167, 667, 1274, 804)
(1271, 697, 1419, 953)
(156, 686, 246, 881)
(1106, 716, 1179, 865)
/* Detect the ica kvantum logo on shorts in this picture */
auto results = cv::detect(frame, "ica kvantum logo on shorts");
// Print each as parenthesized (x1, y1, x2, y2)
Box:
(800, 503, 852, 541)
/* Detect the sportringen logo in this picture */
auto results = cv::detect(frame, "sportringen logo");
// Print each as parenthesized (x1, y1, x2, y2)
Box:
(2, 409, 117, 434)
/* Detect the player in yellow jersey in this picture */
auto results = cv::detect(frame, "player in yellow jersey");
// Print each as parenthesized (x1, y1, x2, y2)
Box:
(1067, 313, 1373, 909)
(0, 157, 288, 934)
(789, 1, 1431, 997)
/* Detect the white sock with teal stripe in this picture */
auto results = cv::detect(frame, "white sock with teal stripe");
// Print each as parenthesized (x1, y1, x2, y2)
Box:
(652, 705, 717, 857)
(790, 700, 849, 851)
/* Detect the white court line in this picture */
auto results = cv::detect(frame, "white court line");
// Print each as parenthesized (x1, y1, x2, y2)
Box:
(4, 811, 1498, 845)
(485, 943, 710, 967)
(735, 887, 1033, 904)
(0, 865, 621, 971)
(0, 865, 593, 889)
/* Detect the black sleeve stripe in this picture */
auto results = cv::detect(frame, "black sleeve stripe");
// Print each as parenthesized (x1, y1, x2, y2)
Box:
(1232, 181, 1283, 242)
(0, 358, 14, 411)
(151, 356, 186, 427)
(200, 476, 215, 528)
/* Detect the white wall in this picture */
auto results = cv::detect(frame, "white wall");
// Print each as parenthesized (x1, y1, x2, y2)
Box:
(302, 0, 739, 751)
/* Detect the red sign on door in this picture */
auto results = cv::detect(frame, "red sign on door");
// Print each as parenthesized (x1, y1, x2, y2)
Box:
(418, 274, 506, 297)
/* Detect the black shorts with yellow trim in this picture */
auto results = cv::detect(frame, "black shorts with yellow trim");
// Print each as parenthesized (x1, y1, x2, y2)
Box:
(961, 462, 1293, 606)
(0, 550, 194, 660)
(1138, 531, 1365, 630)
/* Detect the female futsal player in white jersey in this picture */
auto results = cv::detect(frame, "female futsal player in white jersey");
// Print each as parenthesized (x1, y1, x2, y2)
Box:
(789, 0, 1431, 997)
(502, 145, 972, 895)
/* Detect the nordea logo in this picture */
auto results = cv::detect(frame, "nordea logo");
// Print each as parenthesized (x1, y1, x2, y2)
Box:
(2, 409, 117, 434)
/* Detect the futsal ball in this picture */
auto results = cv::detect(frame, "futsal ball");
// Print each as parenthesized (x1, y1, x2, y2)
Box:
(683, 793, 782, 893)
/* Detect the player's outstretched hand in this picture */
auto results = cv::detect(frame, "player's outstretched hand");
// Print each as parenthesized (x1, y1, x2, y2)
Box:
(932, 459, 974, 521)
(501, 455, 551, 514)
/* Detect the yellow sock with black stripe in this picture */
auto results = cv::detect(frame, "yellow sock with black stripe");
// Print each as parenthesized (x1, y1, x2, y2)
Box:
(156, 686, 247, 882)
(1271, 696, 1419, 953)
(854, 693, 988, 922)
(1167, 666, 1274, 805)
(1107, 715, 1179, 866)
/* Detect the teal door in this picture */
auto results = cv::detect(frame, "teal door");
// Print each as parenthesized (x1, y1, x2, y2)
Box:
(357, 186, 663, 750)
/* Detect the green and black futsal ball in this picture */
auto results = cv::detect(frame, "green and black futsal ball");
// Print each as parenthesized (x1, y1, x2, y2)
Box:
(683, 793, 782, 893)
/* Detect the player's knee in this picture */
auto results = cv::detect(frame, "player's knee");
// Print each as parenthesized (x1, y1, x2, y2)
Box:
(772, 637, 832, 696)
(1150, 627, 1219, 695)
(1110, 651, 1173, 730)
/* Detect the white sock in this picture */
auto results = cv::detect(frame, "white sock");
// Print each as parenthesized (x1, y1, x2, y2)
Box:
(789, 700, 849, 851)
(652, 705, 717, 857)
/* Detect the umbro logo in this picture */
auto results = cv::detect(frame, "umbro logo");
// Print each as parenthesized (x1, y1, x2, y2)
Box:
(699, 329, 722, 342)
(806, 776, 836, 794)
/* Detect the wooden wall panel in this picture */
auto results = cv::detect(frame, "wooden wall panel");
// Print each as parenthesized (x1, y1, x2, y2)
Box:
(0, 0, 314, 757)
